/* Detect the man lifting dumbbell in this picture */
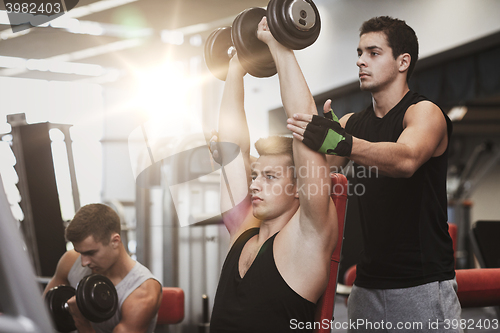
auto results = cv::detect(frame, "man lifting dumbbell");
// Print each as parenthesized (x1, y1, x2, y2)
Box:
(45, 274, 118, 332)
(206, 1, 339, 332)
(44, 204, 162, 333)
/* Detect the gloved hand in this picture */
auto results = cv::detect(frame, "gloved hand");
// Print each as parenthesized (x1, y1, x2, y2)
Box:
(302, 109, 352, 156)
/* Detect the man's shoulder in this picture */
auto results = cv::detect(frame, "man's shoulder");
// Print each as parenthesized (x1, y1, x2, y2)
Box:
(122, 277, 162, 315)
(58, 250, 80, 274)
(126, 260, 161, 286)
(407, 99, 446, 123)
(407, 91, 442, 115)
(133, 278, 162, 297)
(120, 261, 162, 305)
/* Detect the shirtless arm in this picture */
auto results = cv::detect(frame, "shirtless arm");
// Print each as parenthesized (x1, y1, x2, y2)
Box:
(218, 56, 260, 243)
(113, 279, 163, 333)
(349, 101, 448, 177)
(257, 17, 338, 303)
(258, 18, 337, 247)
(43, 249, 80, 296)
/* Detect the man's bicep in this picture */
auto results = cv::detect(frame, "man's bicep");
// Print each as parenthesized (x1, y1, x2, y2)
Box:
(339, 113, 354, 127)
(115, 280, 162, 333)
(44, 250, 79, 294)
(398, 102, 447, 165)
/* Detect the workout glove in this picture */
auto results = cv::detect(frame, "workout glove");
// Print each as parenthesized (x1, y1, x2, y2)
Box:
(302, 110, 353, 156)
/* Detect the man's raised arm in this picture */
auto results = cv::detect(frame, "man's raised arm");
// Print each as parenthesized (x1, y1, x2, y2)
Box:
(257, 18, 337, 244)
(217, 56, 259, 240)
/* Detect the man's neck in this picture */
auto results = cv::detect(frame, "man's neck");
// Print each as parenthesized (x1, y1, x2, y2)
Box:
(371, 83, 410, 118)
(104, 247, 135, 283)
(257, 206, 299, 244)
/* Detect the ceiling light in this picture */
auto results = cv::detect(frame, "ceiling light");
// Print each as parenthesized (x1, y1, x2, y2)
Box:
(0, 55, 27, 68)
(66, 0, 139, 19)
(1, 55, 105, 76)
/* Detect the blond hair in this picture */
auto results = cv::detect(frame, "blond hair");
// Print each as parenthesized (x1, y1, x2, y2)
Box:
(254, 136, 295, 180)
(255, 136, 293, 159)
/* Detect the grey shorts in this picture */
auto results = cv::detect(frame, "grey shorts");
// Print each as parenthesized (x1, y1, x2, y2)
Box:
(347, 279, 462, 333)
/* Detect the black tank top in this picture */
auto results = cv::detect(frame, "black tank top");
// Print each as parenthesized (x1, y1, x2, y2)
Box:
(210, 228, 316, 332)
(345, 90, 455, 289)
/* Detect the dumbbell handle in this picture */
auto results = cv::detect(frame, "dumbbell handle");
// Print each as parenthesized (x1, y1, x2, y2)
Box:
(63, 302, 70, 312)
(227, 46, 237, 60)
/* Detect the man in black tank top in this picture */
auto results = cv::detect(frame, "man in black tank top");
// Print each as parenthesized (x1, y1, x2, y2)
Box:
(209, 18, 339, 333)
(287, 17, 461, 332)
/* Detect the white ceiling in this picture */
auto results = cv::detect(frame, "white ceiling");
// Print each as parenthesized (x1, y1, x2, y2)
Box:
(0, 0, 269, 82)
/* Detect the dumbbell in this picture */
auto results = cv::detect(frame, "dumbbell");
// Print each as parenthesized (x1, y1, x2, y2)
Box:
(204, 0, 321, 80)
(45, 274, 118, 332)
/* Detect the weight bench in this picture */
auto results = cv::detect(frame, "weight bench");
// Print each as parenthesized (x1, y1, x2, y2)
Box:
(313, 173, 348, 333)
(157, 287, 185, 326)
(469, 220, 500, 317)
(344, 222, 500, 314)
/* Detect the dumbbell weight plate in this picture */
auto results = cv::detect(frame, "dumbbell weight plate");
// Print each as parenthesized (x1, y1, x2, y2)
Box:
(76, 274, 118, 323)
(267, 0, 321, 50)
(231, 7, 277, 78)
(204, 27, 234, 81)
(45, 285, 77, 332)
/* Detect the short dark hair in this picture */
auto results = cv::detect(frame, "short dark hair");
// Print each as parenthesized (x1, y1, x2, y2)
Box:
(65, 203, 121, 245)
(360, 16, 419, 82)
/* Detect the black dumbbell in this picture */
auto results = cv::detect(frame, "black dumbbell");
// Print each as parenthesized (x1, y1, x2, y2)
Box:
(266, 0, 321, 50)
(204, 0, 321, 80)
(45, 274, 118, 332)
(204, 27, 235, 81)
(231, 7, 278, 79)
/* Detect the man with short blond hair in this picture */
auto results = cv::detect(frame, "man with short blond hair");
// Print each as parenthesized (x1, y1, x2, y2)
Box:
(208, 17, 339, 333)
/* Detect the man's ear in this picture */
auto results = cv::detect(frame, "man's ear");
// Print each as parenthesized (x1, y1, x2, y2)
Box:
(110, 233, 121, 248)
(398, 53, 411, 73)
